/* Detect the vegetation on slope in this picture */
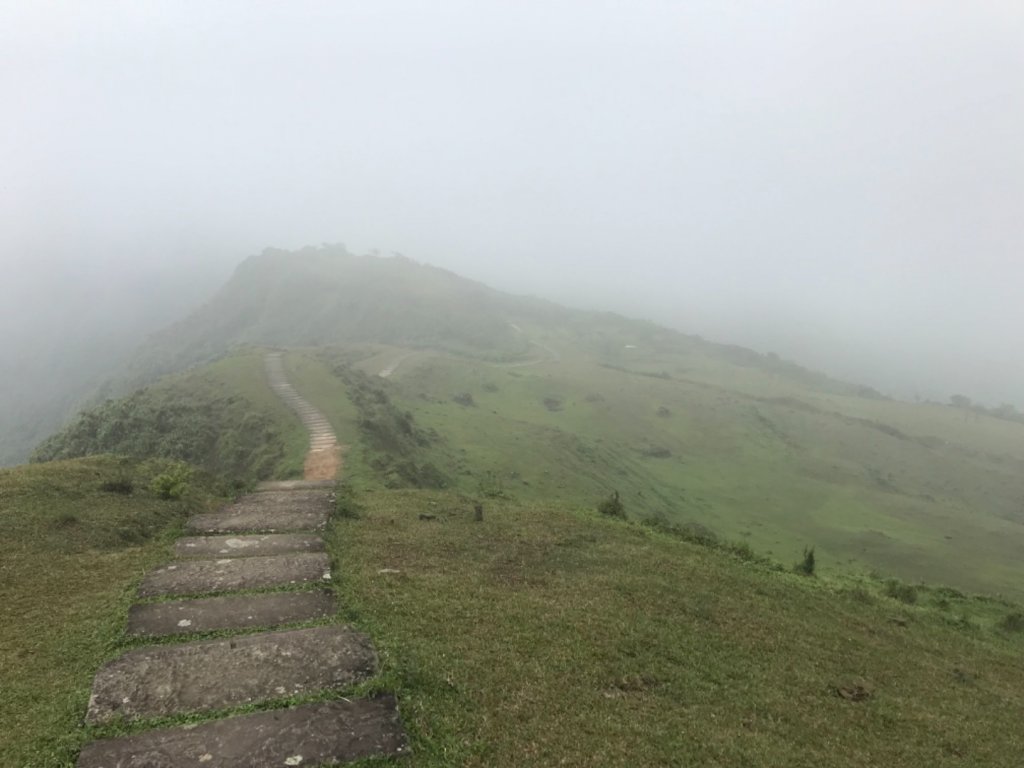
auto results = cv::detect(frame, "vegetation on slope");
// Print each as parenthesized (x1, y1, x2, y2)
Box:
(332, 488, 1024, 767)
(123, 245, 537, 382)
(32, 352, 307, 486)
(117, 244, 876, 401)
(0, 456, 223, 767)
(302, 343, 1024, 601)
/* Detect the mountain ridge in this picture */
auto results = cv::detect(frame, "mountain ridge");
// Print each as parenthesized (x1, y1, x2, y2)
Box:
(117, 243, 882, 403)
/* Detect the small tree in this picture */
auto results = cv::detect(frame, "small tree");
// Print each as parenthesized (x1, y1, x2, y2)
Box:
(597, 490, 626, 519)
(794, 546, 816, 576)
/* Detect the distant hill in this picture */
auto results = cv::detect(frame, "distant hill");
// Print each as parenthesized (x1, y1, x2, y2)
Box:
(123, 245, 537, 380)
(120, 244, 877, 400)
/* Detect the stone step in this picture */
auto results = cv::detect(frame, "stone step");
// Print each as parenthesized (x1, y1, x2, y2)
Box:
(85, 625, 378, 724)
(255, 479, 337, 492)
(175, 533, 325, 559)
(186, 490, 333, 534)
(77, 694, 408, 767)
(138, 553, 331, 598)
(127, 591, 336, 638)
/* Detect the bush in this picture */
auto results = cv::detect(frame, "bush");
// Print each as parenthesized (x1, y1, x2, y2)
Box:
(543, 397, 563, 412)
(884, 580, 918, 605)
(453, 392, 476, 407)
(656, 406, 671, 418)
(794, 546, 816, 576)
(598, 490, 626, 519)
(999, 612, 1024, 633)
(149, 464, 192, 500)
(477, 471, 511, 500)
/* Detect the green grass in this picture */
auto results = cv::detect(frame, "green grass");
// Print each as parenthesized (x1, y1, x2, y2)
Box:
(330, 488, 1024, 767)
(7, 338, 1024, 766)
(33, 351, 308, 485)
(317, 343, 1024, 601)
(281, 349, 372, 482)
(0, 456, 223, 767)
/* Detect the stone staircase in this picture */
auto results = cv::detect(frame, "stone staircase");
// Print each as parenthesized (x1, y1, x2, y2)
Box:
(265, 353, 341, 481)
(75, 355, 408, 767)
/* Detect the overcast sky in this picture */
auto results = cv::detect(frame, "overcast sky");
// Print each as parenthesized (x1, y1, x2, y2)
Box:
(2, 1, 1022, 404)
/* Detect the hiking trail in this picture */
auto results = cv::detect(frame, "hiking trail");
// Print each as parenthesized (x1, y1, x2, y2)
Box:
(75, 355, 407, 767)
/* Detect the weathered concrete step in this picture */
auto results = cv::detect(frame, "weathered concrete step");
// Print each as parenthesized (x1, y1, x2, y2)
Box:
(187, 490, 333, 534)
(85, 625, 377, 724)
(138, 553, 331, 598)
(77, 694, 408, 767)
(127, 591, 336, 637)
(175, 533, 325, 559)
(256, 479, 336, 491)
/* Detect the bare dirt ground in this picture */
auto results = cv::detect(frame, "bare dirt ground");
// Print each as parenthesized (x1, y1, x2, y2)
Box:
(304, 445, 344, 481)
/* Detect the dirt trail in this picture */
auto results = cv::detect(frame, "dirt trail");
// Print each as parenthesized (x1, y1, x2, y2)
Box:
(264, 352, 343, 480)
(378, 350, 416, 378)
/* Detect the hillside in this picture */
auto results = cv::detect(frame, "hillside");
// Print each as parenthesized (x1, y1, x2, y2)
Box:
(272, 345, 1024, 601)
(33, 248, 1024, 599)
(6, 456, 1024, 766)
(0, 456, 224, 766)
(16, 255, 1024, 765)
(118, 245, 874, 399)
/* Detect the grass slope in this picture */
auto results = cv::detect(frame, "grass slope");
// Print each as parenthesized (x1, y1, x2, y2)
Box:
(0, 457, 223, 767)
(33, 352, 308, 486)
(332, 488, 1024, 767)
(8, 342, 1024, 767)
(314, 342, 1024, 600)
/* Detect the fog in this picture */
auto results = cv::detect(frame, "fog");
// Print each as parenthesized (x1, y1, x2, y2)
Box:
(3, 1, 1023, 423)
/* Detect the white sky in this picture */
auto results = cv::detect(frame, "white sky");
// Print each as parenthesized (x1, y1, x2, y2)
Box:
(2, 1, 1022, 403)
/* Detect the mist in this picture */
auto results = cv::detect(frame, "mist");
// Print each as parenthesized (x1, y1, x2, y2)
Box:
(3, 0, 1023, 431)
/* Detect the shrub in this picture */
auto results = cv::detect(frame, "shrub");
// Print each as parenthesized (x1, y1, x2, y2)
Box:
(597, 490, 626, 519)
(149, 464, 192, 500)
(999, 612, 1024, 633)
(656, 406, 671, 418)
(543, 397, 563, 412)
(477, 471, 511, 499)
(794, 546, 816, 576)
(884, 580, 918, 605)
(453, 392, 476, 407)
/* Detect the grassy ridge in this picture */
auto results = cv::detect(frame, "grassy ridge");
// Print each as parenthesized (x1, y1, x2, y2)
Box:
(332, 488, 1024, 767)
(0, 457, 223, 767)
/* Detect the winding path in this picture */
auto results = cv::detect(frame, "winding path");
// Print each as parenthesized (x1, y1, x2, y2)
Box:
(265, 352, 342, 480)
(74, 355, 406, 766)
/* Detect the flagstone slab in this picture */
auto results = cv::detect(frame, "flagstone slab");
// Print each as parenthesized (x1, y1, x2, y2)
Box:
(126, 591, 336, 638)
(137, 553, 331, 598)
(174, 533, 325, 559)
(186, 491, 333, 534)
(85, 625, 377, 724)
(77, 694, 408, 767)
(256, 479, 336, 491)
